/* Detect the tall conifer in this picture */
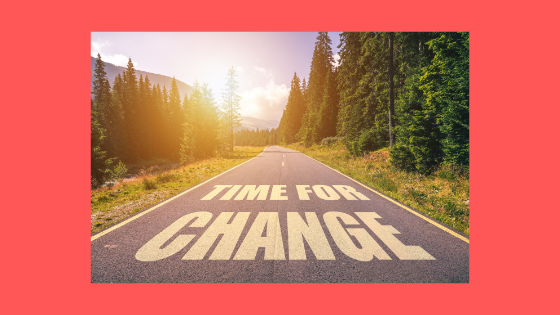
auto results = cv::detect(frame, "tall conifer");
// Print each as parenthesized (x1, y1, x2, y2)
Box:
(220, 67, 242, 151)
(298, 32, 334, 145)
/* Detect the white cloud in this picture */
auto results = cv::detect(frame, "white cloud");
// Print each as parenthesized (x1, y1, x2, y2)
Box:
(254, 65, 273, 79)
(236, 66, 244, 74)
(332, 53, 341, 68)
(91, 39, 137, 68)
(239, 79, 289, 121)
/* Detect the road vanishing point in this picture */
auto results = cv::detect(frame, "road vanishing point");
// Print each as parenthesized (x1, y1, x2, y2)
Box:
(91, 146, 469, 283)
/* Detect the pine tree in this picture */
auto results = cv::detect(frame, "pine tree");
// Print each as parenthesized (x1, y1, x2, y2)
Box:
(390, 70, 443, 173)
(220, 67, 242, 151)
(390, 32, 468, 173)
(92, 54, 113, 154)
(388, 32, 395, 148)
(106, 76, 127, 160)
(317, 69, 339, 139)
(278, 72, 303, 144)
(180, 93, 195, 164)
(91, 106, 115, 188)
(167, 77, 185, 160)
(200, 84, 220, 156)
(92, 54, 111, 123)
(301, 78, 307, 104)
(180, 82, 220, 160)
(139, 75, 154, 159)
(344, 32, 390, 155)
(137, 74, 149, 158)
(298, 32, 334, 146)
(122, 58, 140, 160)
(151, 83, 164, 157)
(160, 85, 172, 158)
(422, 32, 469, 167)
(336, 32, 364, 139)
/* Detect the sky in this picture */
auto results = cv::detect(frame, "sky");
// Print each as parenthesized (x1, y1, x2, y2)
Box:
(91, 32, 342, 122)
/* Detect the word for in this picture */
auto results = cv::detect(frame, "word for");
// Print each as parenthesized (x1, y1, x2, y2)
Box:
(201, 185, 370, 201)
(136, 211, 435, 262)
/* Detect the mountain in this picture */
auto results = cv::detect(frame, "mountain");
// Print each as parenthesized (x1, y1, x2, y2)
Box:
(90, 56, 193, 98)
(238, 116, 280, 131)
(91, 57, 278, 131)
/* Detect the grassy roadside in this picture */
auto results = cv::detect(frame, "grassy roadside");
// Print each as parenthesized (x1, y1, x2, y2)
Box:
(284, 142, 469, 235)
(91, 146, 264, 235)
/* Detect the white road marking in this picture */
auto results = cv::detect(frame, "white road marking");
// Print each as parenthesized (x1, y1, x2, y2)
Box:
(356, 212, 435, 260)
(135, 211, 435, 262)
(219, 185, 243, 200)
(183, 212, 250, 260)
(234, 185, 270, 200)
(324, 212, 391, 261)
(201, 185, 232, 200)
(296, 185, 313, 200)
(288, 212, 335, 260)
(201, 184, 371, 200)
(333, 185, 370, 200)
(270, 185, 288, 200)
(135, 212, 212, 262)
(312, 185, 341, 200)
(234, 212, 286, 260)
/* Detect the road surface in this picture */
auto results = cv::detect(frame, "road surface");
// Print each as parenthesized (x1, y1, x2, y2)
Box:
(91, 146, 469, 283)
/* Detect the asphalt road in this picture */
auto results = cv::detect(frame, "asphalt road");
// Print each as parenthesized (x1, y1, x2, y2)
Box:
(91, 146, 469, 283)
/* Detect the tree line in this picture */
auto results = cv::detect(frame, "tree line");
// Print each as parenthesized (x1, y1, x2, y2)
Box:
(91, 55, 242, 187)
(233, 127, 278, 147)
(277, 32, 469, 174)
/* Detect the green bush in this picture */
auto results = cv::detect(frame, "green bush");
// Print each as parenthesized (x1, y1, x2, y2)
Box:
(156, 173, 177, 184)
(142, 178, 157, 190)
(112, 161, 128, 182)
(347, 128, 385, 156)
(321, 137, 341, 146)
(389, 143, 416, 172)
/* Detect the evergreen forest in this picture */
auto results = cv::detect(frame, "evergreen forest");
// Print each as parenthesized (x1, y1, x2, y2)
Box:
(91, 32, 468, 187)
(91, 56, 241, 187)
(277, 32, 469, 175)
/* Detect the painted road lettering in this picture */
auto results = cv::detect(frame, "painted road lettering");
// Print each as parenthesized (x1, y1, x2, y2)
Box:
(234, 185, 270, 200)
(324, 212, 391, 261)
(219, 185, 243, 200)
(136, 211, 434, 262)
(234, 212, 285, 260)
(135, 211, 212, 262)
(201, 184, 370, 201)
(270, 185, 288, 200)
(183, 212, 250, 260)
(356, 212, 435, 260)
(287, 212, 335, 260)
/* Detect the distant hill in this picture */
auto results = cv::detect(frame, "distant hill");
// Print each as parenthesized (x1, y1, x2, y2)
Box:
(238, 116, 280, 131)
(90, 56, 193, 98)
(91, 57, 278, 131)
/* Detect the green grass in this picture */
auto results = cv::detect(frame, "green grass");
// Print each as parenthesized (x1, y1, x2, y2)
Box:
(91, 146, 264, 234)
(284, 142, 469, 235)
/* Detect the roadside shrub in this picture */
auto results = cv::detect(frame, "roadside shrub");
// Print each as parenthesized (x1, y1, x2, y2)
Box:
(91, 177, 100, 189)
(142, 178, 157, 190)
(434, 163, 469, 181)
(390, 143, 416, 172)
(156, 173, 177, 184)
(321, 137, 341, 146)
(347, 128, 385, 156)
(112, 161, 128, 181)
